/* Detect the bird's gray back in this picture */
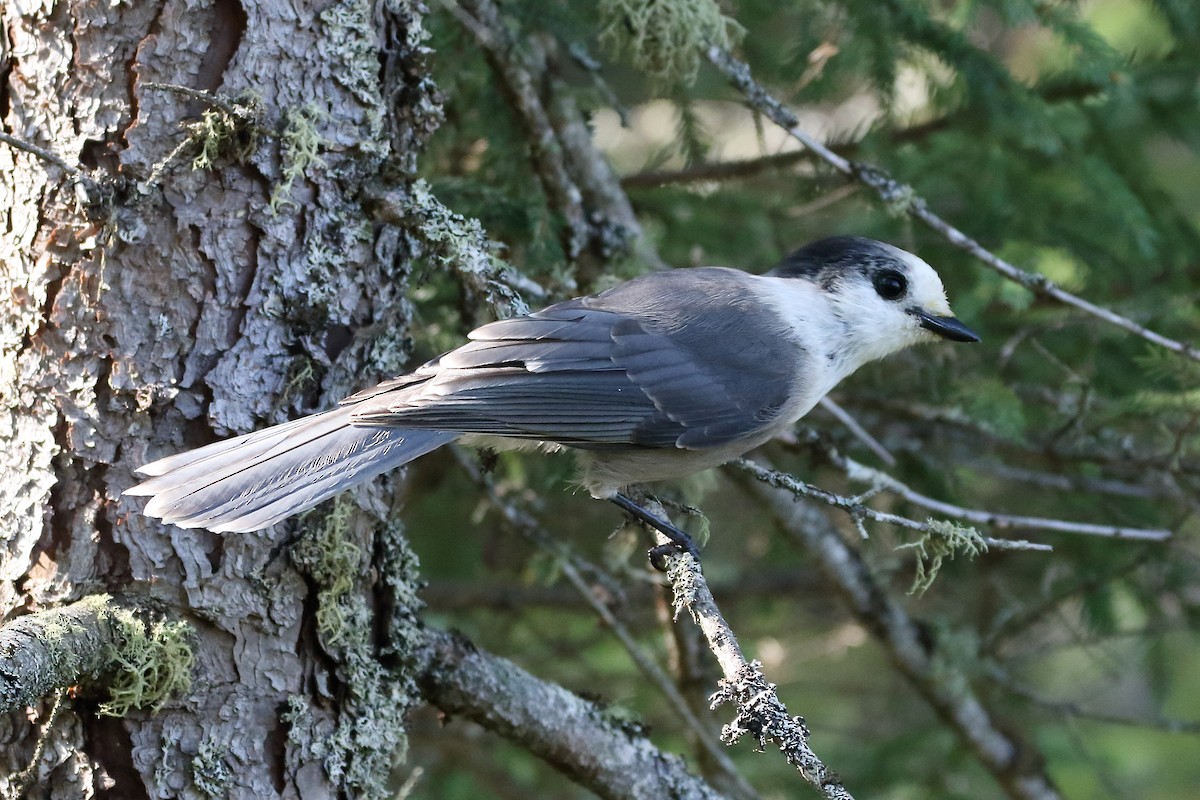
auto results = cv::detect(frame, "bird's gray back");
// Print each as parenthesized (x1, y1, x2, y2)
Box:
(352, 267, 809, 451)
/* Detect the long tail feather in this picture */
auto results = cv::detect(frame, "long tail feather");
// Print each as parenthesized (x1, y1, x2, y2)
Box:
(127, 406, 458, 531)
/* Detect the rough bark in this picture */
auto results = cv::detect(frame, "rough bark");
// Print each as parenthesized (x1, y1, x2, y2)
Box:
(1, 1, 440, 796)
(415, 629, 730, 800)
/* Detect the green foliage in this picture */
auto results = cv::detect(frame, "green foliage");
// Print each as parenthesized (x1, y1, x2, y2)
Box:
(411, 0, 1200, 796)
(958, 378, 1027, 441)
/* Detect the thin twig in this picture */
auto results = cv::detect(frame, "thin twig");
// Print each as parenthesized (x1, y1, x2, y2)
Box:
(730, 458, 1053, 551)
(817, 397, 896, 467)
(988, 665, 1200, 735)
(558, 558, 760, 800)
(444, 0, 590, 262)
(141, 82, 262, 123)
(705, 46, 1200, 364)
(831, 453, 1172, 542)
(457, 446, 851, 797)
(621, 149, 813, 188)
(0, 130, 80, 175)
(4, 690, 66, 800)
(734, 471, 1062, 800)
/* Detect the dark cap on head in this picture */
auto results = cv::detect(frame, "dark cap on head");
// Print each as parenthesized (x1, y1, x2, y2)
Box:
(769, 236, 900, 280)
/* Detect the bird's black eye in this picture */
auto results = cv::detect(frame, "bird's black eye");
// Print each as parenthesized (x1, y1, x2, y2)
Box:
(873, 270, 907, 301)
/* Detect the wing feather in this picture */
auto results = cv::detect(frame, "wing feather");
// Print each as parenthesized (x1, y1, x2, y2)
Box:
(352, 270, 803, 449)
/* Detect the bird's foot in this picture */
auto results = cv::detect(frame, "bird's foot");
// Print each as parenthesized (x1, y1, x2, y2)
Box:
(610, 493, 701, 571)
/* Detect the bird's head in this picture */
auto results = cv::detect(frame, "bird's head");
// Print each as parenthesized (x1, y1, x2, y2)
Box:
(771, 236, 979, 366)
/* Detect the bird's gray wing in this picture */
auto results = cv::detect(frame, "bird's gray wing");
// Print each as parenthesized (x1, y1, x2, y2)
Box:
(353, 268, 804, 450)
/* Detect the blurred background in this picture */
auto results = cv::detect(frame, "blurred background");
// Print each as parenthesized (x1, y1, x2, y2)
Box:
(399, 1, 1200, 797)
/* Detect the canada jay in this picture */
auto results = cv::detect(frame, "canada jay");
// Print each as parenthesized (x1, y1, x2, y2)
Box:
(128, 236, 978, 552)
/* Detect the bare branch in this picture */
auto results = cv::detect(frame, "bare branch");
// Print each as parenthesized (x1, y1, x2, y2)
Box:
(453, 447, 850, 797)
(422, 569, 823, 613)
(0, 130, 80, 175)
(831, 452, 1172, 542)
(988, 665, 1200, 735)
(817, 397, 896, 467)
(621, 150, 812, 188)
(412, 628, 731, 800)
(443, 0, 590, 262)
(141, 82, 263, 124)
(705, 46, 1200, 364)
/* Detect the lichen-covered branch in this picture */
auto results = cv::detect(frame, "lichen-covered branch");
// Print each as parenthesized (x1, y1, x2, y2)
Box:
(730, 458, 1051, 554)
(647, 505, 854, 800)
(0, 595, 192, 715)
(735, 472, 1061, 800)
(365, 179, 534, 319)
(0, 130, 80, 176)
(413, 628, 730, 800)
(705, 46, 1200, 364)
(0, 597, 115, 712)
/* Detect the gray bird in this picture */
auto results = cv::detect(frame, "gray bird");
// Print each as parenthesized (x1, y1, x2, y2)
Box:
(127, 237, 978, 548)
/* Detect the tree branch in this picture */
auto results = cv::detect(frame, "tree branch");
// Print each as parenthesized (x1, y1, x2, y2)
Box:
(443, 0, 591, 263)
(0, 596, 115, 712)
(988, 665, 1200, 735)
(446, 0, 660, 279)
(732, 471, 1062, 800)
(365, 179, 534, 319)
(452, 452, 758, 798)
(645, 502, 855, 800)
(452, 448, 848, 797)
(412, 627, 730, 800)
(705, 46, 1200, 364)
(730, 458, 1053, 552)
(823, 449, 1172, 542)
(0, 130, 80, 176)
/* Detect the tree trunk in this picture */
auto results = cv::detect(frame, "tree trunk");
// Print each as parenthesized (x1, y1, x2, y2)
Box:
(1, 1, 439, 796)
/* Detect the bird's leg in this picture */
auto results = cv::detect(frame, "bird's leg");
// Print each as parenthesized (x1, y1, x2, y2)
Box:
(610, 493, 701, 570)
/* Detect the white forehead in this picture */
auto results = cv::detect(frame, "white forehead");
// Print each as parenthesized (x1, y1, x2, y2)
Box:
(877, 242, 952, 314)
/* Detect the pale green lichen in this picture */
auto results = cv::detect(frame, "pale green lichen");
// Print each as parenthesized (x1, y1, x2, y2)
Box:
(275, 356, 320, 415)
(295, 496, 365, 648)
(41, 594, 113, 677)
(191, 98, 261, 171)
(98, 607, 194, 717)
(191, 736, 234, 798)
(270, 104, 328, 212)
(598, 0, 743, 86)
(288, 502, 418, 798)
(406, 180, 530, 317)
(318, 0, 387, 157)
(898, 520, 988, 596)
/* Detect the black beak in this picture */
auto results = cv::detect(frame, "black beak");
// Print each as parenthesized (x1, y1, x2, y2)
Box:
(912, 310, 980, 343)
